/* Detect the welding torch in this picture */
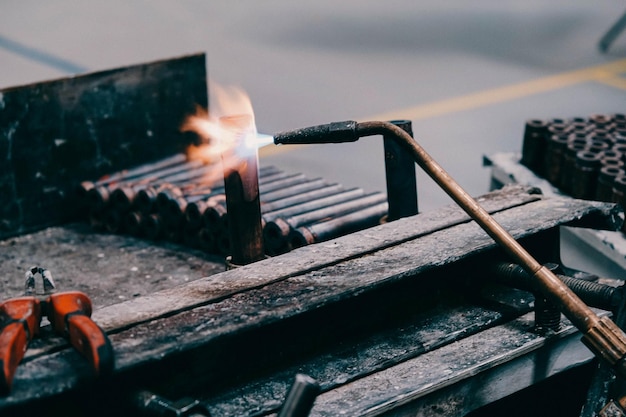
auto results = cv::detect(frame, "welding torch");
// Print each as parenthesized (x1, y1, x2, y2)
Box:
(273, 120, 626, 381)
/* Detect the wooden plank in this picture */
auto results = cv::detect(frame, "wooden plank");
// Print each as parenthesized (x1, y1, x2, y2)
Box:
(91, 185, 617, 335)
(0, 53, 207, 238)
(310, 312, 602, 417)
(93, 185, 544, 332)
(1, 190, 618, 409)
(93, 196, 621, 366)
(202, 303, 522, 417)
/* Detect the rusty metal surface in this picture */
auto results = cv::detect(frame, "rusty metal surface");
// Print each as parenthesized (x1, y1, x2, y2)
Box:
(0, 54, 207, 239)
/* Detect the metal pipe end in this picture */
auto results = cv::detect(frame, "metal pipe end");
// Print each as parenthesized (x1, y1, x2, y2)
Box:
(265, 219, 292, 242)
(278, 373, 321, 417)
(292, 227, 316, 247)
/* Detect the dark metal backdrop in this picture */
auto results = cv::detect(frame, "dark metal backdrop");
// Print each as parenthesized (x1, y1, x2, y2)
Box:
(0, 53, 207, 239)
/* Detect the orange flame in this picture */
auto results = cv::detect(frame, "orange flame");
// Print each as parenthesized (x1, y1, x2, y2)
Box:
(181, 83, 261, 186)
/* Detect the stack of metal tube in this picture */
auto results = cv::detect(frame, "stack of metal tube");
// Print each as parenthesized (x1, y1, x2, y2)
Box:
(74, 154, 388, 256)
(520, 113, 626, 208)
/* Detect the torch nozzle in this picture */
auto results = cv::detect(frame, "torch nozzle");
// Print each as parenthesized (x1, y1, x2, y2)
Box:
(273, 121, 358, 145)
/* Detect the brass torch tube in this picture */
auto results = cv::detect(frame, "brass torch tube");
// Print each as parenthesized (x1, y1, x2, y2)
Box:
(275, 119, 626, 376)
(355, 121, 600, 332)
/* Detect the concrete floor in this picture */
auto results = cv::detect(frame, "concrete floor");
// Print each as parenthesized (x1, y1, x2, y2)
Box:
(1, 1, 626, 275)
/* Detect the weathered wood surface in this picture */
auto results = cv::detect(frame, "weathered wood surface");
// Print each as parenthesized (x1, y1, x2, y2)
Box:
(0, 53, 207, 239)
(0, 223, 225, 308)
(93, 184, 616, 334)
(202, 302, 527, 416)
(94, 184, 545, 331)
(11, 184, 541, 362)
(311, 311, 605, 417)
(0, 186, 621, 412)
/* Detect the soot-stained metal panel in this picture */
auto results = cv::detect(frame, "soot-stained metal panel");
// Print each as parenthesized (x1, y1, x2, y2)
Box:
(0, 53, 207, 239)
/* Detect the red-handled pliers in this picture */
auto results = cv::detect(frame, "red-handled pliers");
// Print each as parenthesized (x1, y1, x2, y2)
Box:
(0, 267, 114, 394)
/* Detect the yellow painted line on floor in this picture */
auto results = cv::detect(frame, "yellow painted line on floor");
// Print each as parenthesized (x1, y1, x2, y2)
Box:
(260, 58, 626, 158)
(594, 73, 626, 91)
(364, 59, 626, 122)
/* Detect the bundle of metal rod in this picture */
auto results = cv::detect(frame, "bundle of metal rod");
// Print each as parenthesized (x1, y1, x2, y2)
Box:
(79, 151, 391, 258)
(92, 163, 286, 234)
(94, 163, 214, 233)
(263, 192, 387, 254)
(519, 113, 626, 202)
(200, 173, 314, 235)
(215, 187, 366, 256)
(137, 165, 281, 216)
(74, 153, 189, 205)
(117, 168, 286, 239)
(81, 155, 385, 257)
(182, 181, 343, 252)
(84, 158, 206, 212)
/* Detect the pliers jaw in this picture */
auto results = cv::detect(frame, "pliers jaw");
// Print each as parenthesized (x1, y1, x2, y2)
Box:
(0, 297, 41, 394)
(47, 291, 114, 377)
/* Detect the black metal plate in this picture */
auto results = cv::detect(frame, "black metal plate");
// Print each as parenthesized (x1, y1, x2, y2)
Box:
(0, 53, 207, 239)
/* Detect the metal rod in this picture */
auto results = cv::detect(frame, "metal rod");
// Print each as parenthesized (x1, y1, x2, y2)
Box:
(102, 208, 124, 234)
(257, 173, 309, 194)
(124, 211, 143, 236)
(140, 213, 163, 241)
(260, 183, 344, 214)
(201, 196, 228, 232)
(290, 202, 388, 249)
(277, 374, 321, 417)
(221, 115, 265, 265)
(274, 120, 626, 377)
(264, 192, 387, 251)
(383, 120, 418, 221)
(520, 119, 549, 176)
(261, 178, 327, 203)
(182, 223, 202, 249)
(197, 228, 216, 253)
(487, 261, 623, 312)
